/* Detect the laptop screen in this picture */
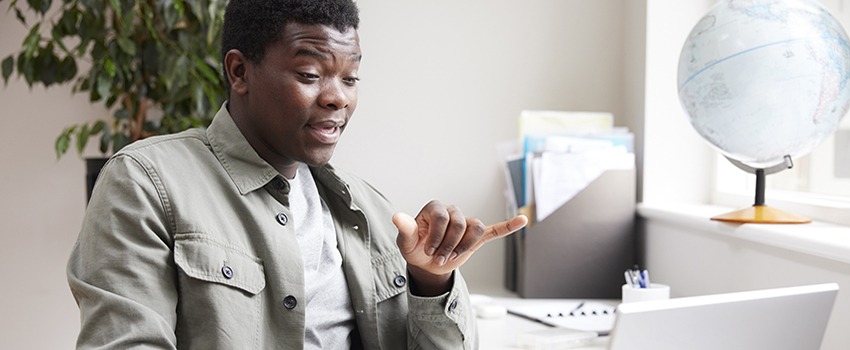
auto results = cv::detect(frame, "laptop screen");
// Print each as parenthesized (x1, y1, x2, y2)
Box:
(607, 283, 838, 350)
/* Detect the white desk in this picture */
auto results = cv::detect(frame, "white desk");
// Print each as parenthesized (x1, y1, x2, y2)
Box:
(476, 296, 617, 350)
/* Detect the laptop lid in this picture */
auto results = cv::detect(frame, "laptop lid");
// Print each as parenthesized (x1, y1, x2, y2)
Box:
(607, 283, 839, 350)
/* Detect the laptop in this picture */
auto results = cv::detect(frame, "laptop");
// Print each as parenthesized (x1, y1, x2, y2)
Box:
(607, 283, 839, 350)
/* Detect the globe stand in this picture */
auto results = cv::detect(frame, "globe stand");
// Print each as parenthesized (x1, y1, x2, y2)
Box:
(711, 155, 812, 224)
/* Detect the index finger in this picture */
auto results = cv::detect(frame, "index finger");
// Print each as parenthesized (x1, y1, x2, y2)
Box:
(472, 215, 528, 250)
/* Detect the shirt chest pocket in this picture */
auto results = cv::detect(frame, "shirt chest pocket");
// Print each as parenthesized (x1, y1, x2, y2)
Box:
(174, 234, 266, 295)
(371, 252, 408, 302)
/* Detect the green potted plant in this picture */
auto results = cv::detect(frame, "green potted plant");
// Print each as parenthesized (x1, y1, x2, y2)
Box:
(2, 0, 227, 200)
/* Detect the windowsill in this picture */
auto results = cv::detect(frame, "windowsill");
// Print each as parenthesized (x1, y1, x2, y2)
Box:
(637, 202, 850, 265)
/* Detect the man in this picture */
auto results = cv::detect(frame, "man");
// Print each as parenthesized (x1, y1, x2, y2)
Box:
(67, 0, 527, 349)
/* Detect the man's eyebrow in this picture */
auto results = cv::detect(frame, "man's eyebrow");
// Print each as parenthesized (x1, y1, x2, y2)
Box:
(293, 49, 361, 62)
(294, 48, 329, 60)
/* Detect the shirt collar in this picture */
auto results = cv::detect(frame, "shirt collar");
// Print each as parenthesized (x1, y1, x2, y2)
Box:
(207, 102, 351, 196)
(207, 102, 281, 195)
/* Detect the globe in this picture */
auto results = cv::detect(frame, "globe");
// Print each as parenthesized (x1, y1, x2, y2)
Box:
(678, 0, 850, 169)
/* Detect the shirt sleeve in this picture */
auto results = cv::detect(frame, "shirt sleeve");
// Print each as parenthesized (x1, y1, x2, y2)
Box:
(405, 270, 478, 350)
(67, 154, 179, 349)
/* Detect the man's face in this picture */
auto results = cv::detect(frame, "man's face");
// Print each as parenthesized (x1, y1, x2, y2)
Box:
(239, 22, 361, 173)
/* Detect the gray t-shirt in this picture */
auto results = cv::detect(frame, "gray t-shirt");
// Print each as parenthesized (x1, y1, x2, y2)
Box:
(288, 163, 356, 349)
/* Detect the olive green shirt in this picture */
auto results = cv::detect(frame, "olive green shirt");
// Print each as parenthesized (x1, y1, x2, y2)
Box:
(67, 104, 476, 349)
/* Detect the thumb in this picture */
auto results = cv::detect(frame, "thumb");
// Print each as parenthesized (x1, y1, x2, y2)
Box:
(393, 212, 419, 254)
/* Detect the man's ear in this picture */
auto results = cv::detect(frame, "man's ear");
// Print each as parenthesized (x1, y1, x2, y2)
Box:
(225, 49, 249, 96)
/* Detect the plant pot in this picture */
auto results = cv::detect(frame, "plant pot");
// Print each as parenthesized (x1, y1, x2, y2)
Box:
(86, 157, 110, 204)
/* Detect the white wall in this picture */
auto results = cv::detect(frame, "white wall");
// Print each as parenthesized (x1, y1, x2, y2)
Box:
(642, 0, 716, 204)
(0, 1, 637, 348)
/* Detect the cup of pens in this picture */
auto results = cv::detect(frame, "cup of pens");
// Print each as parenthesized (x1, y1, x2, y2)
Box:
(622, 266, 670, 303)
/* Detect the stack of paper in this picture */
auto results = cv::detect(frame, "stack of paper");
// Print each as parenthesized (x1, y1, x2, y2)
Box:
(498, 110, 635, 223)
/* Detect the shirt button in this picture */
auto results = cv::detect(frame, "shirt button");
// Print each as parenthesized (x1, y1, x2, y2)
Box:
(276, 212, 288, 226)
(393, 275, 406, 288)
(352, 225, 359, 230)
(221, 265, 234, 279)
(272, 178, 287, 191)
(283, 295, 297, 309)
(449, 299, 458, 312)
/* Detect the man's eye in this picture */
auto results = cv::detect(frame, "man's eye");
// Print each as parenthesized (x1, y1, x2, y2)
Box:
(343, 77, 360, 84)
(299, 73, 319, 79)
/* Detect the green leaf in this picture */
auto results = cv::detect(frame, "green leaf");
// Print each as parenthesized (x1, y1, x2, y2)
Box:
(21, 54, 35, 86)
(104, 58, 116, 77)
(142, 43, 158, 75)
(105, 94, 118, 108)
(55, 130, 71, 159)
(114, 108, 131, 120)
(112, 132, 129, 152)
(2, 56, 13, 85)
(175, 55, 189, 85)
(79, 74, 90, 91)
(59, 56, 77, 83)
(91, 120, 105, 134)
(23, 23, 41, 60)
(120, 10, 134, 35)
(51, 26, 69, 54)
(100, 126, 111, 153)
(38, 0, 51, 15)
(162, 0, 180, 30)
(60, 9, 75, 34)
(107, 40, 118, 61)
(75, 123, 90, 155)
(191, 55, 219, 84)
(173, 0, 185, 20)
(39, 51, 57, 86)
(25, 0, 38, 12)
(14, 7, 26, 25)
(193, 81, 205, 116)
(116, 37, 136, 56)
(96, 72, 110, 100)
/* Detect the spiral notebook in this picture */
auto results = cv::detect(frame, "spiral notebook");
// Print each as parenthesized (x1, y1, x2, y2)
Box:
(506, 301, 617, 335)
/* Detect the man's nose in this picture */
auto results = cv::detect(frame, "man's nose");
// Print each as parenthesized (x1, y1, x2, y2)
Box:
(319, 79, 350, 110)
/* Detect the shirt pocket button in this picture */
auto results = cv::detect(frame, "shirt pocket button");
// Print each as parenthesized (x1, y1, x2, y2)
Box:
(283, 295, 297, 309)
(393, 275, 406, 288)
(221, 265, 234, 279)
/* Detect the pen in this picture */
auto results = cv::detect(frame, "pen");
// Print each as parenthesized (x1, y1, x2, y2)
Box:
(631, 270, 640, 288)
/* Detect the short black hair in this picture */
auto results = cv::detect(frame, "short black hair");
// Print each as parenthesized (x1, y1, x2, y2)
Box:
(221, 0, 360, 97)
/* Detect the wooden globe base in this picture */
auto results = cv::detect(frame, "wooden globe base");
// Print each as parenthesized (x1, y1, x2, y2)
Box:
(711, 205, 811, 224)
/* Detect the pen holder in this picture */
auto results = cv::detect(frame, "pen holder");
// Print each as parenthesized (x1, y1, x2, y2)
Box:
(621, 283, 670, 303)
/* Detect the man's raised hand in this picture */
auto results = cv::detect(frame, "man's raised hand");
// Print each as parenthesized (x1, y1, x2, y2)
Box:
(393, 200, 528, 295)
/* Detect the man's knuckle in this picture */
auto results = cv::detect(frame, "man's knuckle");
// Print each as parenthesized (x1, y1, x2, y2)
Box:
(433, 211, 449, 224)
(471, 221, 485, 235)
(449, 218, 466, 232)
